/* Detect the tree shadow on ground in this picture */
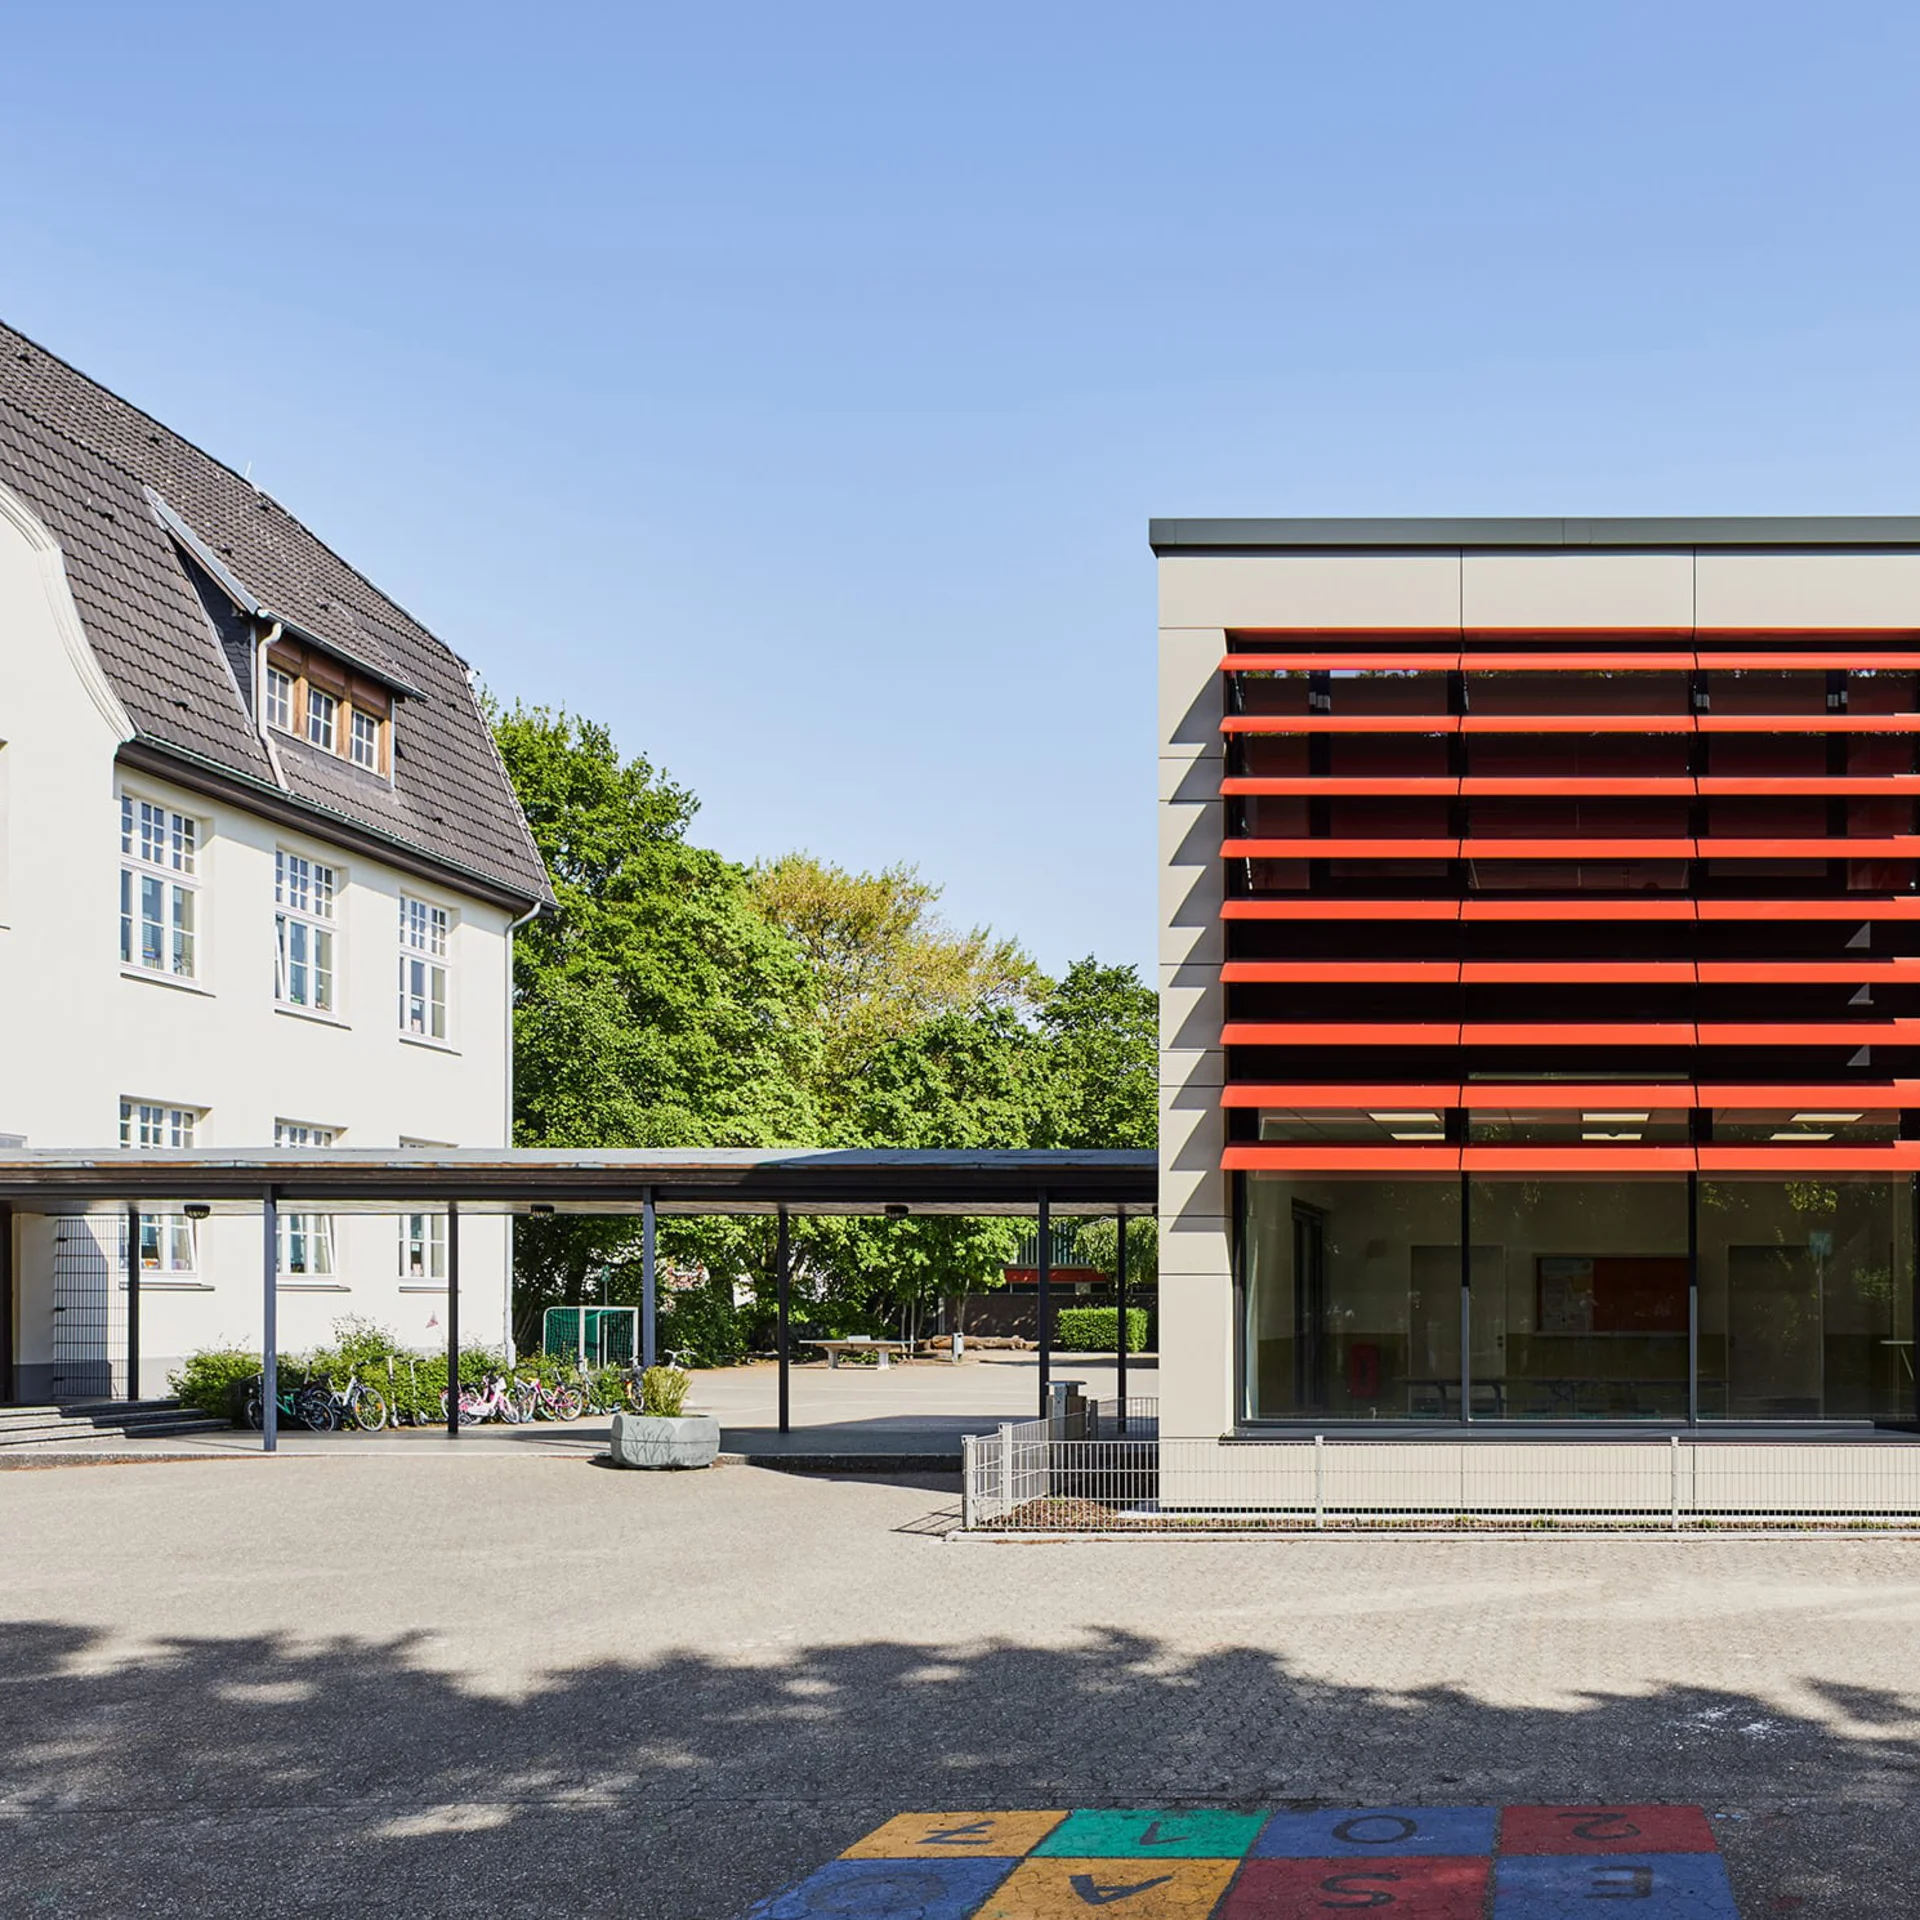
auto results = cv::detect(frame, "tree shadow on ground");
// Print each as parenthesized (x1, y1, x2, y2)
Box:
(0, 1616, 1915, 1918)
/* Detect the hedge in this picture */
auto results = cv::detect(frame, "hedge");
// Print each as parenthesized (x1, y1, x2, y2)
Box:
(1053, 1306, 1150, 1354)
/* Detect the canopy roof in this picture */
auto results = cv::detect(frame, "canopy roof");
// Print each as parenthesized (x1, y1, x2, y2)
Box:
(0, 1148, 1156, 1217)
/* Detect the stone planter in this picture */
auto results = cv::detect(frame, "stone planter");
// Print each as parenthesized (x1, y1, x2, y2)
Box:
(609, 1410, 720, 1470)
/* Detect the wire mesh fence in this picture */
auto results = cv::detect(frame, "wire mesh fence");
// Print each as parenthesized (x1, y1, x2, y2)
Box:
(960, 1400, 1920, 1532)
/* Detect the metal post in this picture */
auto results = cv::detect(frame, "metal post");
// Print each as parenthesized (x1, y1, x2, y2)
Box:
(1114, 1203, 1129, 1428)
(445, 1198, 461, 1438)
(262, 1190, 278, 1454)
(642, 1186, 658, 1369)
(1687, 1171, 1700, 1428)
(1458, 1171, 1472, 1425)
(960, 1432, 977, 1531)
(775, 1205, 791, 1434)
(1314, 1432, 1326, 1529)
(0, 1202, 12, 1405)
(1036, 1190, 1052, 1418)
(124, 1202, 141, 1403)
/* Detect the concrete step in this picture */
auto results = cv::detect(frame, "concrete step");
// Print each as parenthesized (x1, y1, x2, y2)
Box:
(0, 1400, 229, 1448)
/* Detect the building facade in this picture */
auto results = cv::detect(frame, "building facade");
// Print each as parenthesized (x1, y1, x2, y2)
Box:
(1157, 519, 1920, 1438)
(0, 324, 552, 1400)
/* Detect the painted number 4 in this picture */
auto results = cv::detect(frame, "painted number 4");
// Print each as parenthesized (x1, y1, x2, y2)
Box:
(1069, 1873, 1176, 1905)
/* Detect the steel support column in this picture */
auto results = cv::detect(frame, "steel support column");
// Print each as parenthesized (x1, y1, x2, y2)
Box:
(1687, 1171, 1700, 1428)
(124, 1201, 141, 1403)
(1458, 1171, 1472, 1425)
(1114, 1204, 1129, 1428)
(641, 1186, 657, 1369)
(445, 1198, 461, 1438)
(1036, 1190, 1052, 1417)
(776, 1205, 791, 1434)
(1, 1202, 15, 1405)
(262, 1190, 278, 1454)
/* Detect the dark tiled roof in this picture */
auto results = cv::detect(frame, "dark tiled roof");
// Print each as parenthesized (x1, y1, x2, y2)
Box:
(0, 321, 553, 907)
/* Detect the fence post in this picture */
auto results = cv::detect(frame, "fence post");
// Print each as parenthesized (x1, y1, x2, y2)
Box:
(998, 1420, 1014, 1518)
(1314, 1433, 1325, 1530)
(1670, 1433, 1681, 1532)
(961, 1433, 976, 1532)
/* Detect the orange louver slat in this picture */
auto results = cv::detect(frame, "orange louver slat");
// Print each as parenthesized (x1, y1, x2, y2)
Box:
(1222, 961, 1460, 983)
(1223, 1145, 1462, 1172)
(1221, 1084, 1463, 1107)
(1462, 961, 1694, 983)
(1220, 714, 1459, 734)
(1222, 1022, 1462, 1045)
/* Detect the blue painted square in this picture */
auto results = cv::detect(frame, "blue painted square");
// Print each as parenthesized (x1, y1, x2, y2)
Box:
(742, 1855, 1018, 1919)
(1495, 1853, 1739, 1920)
(1251, 1807, 1498, 1859)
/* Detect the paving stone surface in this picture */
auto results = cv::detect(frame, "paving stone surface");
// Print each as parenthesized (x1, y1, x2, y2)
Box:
(0, 1455, 1916, 1916)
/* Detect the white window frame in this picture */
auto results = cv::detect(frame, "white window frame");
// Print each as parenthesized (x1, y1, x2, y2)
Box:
(119, 1100, 202, 1282)
(398, 896, 452, 1041)
(306, 686, 338, 753)
(350, 708, 381, 770)
(119, 795, 199, 980)
(264, 665, 294, 733)
(274, 850, 338, 1015)
(274, 1120, 339, 1281)
(399, 1211, 447, 1283)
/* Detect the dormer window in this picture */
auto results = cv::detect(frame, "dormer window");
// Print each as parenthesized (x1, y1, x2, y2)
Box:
(306, 686, 338, 752)
(260, 640, 392, 777)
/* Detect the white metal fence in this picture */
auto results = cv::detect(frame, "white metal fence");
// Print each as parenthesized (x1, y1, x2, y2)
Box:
(960, 1401, 1920, 1531)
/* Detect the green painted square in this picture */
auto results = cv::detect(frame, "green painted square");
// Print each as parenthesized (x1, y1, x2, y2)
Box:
(1031, 1809, 1268, 1859)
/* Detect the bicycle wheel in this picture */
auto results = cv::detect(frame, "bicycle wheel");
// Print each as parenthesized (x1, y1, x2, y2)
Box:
(623, 1376, 647, 1412)
(552, 1386, 584, 1421)
(457, 1389, 484, 1427)
(352, 1388, 389, 1432)
(242, 1394, 262, 1430)
(298, 1390, 339, 1433)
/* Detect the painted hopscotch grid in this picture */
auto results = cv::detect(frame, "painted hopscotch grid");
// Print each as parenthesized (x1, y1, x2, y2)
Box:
(741, 1804, 1739, 1918)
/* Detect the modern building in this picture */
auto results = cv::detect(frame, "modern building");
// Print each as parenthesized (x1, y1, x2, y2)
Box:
(1156, 518, 1920, 1440)
(0, 323, 552, 1400)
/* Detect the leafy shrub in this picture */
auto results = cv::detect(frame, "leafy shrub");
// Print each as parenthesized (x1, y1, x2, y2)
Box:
(169, 1348, 266, 1421)
(639, 1366, 691, 1417)
(1053, 1306, 1150, 1354)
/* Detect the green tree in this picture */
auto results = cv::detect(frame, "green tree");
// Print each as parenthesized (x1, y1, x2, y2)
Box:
(1039, 956, 1157, 1150)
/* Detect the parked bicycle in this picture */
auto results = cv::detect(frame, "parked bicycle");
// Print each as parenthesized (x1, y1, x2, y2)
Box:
(510, 1373, 584, 1422)
(441, 1368, 521, 1425)
(242, 1374, 338, 1432)
(317, 1369, 390, 1433)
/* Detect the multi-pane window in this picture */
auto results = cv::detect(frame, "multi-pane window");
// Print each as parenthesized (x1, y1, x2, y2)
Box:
(120, 1100, 197, 1147)
(399, 897, 450, 1040)
(306, 686, 338, 753)
(400, 1212, 447, 1282)
(274, 851, 336, 1013)
(119, 796, 197, 978)
(274, 1121, 338, 1280)
(351, 710, 381, 770)
(264, 666, 294, 732)
(119, 1101, 200, 1278)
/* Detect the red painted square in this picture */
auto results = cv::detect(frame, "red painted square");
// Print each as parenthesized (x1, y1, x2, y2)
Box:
(1500, 1806, 1717, 1855)
(1220, 1857, 1488, 1918)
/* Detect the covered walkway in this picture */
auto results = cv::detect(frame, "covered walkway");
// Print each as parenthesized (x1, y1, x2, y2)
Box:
(0, 1148, 1156, 1451)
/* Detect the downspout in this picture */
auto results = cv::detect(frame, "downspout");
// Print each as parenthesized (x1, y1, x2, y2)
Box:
(253, 618, 287, 782)
(501, 899, 543, 1363)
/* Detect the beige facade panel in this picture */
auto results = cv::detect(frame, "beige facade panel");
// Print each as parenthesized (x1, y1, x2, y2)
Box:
(1693, 551, 1920, 630)
(1160, 554, 1462, 632)
(1159, 626, 1226, 754)
(1460, 550, 1694, 630)
(1160, 1046, 1227, 1092)
(1159, 961, 1223, 1055)
(1158, 753, 1221, 805)
(1156, 1267, 1236, 1438)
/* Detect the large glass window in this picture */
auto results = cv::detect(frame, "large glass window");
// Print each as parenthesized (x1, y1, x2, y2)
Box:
(399, 896, 451, 1040)
(1698, 1179, 1913, 1422)
(1242, 1175, 1461, 1420)
(274, 850, 337, 1013)
(1467, 1179, 1690, 1421)
(118, 795, 198, 978)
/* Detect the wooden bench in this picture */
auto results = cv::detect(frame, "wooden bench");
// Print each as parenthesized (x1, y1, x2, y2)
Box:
(802, 1337, 915, 1370)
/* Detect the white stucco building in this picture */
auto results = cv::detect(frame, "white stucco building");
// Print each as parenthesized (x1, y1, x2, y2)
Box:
(0, 323, 552, 1401)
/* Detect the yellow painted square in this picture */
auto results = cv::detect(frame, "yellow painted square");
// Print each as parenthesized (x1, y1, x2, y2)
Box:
(841, 1811, 1069, 1860)
(977, 1856, 1238, 1919)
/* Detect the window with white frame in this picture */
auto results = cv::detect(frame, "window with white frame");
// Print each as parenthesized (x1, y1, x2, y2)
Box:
(120, 1100, 198, 1147)
(306, 686, 338, 753)
(274, 1120, 338, 1279)
(274, 850, 336, 1013)
(399, 1211, 447, 1283)
(351, 709, 380, 770)
(398, 897, 450, 1040)
(119, 796, 198, 978)
(119, 1100, 202, 1282)
(264, 666, 294, 732)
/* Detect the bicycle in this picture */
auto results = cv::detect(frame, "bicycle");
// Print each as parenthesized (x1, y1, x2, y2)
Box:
(442, 1369, 520, 1425)
(511, 1373, 584, 1422)
(319, 1369, 389, 1433)
(242, 1374, 338, 1433)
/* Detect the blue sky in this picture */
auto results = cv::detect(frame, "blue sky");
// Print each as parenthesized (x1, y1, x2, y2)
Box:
(5, 3, 1917, 976)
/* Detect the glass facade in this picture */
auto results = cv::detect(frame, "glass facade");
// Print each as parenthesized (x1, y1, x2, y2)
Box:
(1241, 1173, 1915, 1425)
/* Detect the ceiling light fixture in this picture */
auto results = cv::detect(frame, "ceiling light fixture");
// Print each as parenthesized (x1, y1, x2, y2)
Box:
(1770, 1130, 1834, 1143)
(1581, 1131, 1644, 1142)
(1790, 1112, 1862, 1124)
(1370, 1111, 1440, 1125)
(1581, 1111, 1650, 1124)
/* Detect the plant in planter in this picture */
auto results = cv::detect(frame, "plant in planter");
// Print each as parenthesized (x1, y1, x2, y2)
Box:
(609, 1365, 718, 1469)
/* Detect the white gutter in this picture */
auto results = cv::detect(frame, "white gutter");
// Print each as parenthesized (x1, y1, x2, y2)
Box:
(500, 897, 544, 1361)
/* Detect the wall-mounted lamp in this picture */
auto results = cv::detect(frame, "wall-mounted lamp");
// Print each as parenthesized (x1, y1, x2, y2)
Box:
(884, 1203, 910, 1219)
(184, 1202, 212, 1221)
(530, 1202, 556, 1215)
